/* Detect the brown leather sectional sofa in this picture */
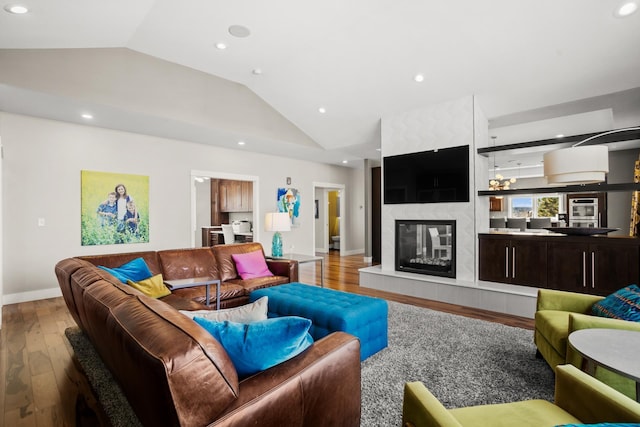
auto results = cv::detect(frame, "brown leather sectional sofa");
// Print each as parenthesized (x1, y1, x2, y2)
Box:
(55, 243, 362, 426)
(78, 242, 297, 309)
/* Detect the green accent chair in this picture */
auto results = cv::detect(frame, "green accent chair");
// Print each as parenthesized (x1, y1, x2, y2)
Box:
(534, 288, 640, 399)
(402, 364, 640, 427)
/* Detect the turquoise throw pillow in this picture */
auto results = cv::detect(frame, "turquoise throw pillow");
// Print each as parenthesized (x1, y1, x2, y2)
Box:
(98, 257, 153, 284)
(193, 316, 314, 377)
(592, 284, 640, 322)
(556, 424, 640, 426)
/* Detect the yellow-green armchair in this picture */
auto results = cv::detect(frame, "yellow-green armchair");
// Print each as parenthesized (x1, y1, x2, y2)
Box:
(402, 364, 640, 427)
(534, 288, 640, 399)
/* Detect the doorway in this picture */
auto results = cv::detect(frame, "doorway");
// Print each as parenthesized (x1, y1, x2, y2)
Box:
(190, 170, 259, 248)
(313, 182, 345, 255)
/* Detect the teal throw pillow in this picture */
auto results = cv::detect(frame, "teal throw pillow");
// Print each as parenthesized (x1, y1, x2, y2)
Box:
(98, 257, 153, 284)
(592, 284, 640, 322)
(556, 424, 640, 426)
(193, 316, 314, 377)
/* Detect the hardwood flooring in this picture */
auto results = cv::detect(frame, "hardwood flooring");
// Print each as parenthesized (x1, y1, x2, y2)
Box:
(1, 250, 534, 426)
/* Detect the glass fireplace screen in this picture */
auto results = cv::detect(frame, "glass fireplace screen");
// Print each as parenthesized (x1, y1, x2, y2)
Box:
(395, 219, 456, 278)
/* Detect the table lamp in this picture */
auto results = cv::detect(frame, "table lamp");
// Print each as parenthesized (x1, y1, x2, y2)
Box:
(264, 212, 291, 257)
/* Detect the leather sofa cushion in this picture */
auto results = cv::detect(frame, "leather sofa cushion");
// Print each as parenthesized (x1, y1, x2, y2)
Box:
(227, 275, 291, 293)
(79, 251, 162, 275)
(535, 310, 571, 358)
(157, 247, 219, 280)
(171, 282, 245, 306)
(213, 242, 267, 282)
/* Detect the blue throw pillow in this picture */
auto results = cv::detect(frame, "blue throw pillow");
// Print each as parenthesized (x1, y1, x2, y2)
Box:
(98, 258, 153, 284)
(193, 316, 314, 377)
(592, 284, 640, 322)
(556, 424, 640, 427)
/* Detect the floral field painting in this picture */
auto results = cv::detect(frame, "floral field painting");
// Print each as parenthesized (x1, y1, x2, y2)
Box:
(81, 170, 149, 246)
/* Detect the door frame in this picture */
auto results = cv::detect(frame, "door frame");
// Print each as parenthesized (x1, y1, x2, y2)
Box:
(313, 182, 345, 256)
(190, 170, 259, 248)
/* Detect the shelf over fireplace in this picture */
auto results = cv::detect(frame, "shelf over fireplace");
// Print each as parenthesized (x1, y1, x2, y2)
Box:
(395, 219, 456, 278)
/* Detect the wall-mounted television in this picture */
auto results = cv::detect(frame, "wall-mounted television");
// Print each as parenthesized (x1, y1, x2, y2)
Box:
(384, 145, 469, 204)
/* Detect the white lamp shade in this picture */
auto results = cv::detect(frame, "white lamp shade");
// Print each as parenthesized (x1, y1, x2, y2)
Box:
(543, 145, 609, 185)
(264, 212, 291, 232)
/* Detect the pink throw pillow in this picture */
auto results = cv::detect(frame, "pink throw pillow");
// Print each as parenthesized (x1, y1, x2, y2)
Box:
(232, 250, 274, 280)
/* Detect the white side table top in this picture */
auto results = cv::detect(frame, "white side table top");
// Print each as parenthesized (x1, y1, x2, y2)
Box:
(568, 328, 640, 382)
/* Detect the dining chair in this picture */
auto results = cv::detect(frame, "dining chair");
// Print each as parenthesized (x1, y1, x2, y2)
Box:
(506, 217, 527, 231)
(489, 218, 506, 228)
(529, 218, 552, 229)
(221, 224, 239, 244)
(428, 228, 449, 258)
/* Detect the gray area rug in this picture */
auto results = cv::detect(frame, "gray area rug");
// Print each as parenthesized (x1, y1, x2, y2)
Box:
(66, 301, 555, 427)
(360, 301, 555, 426)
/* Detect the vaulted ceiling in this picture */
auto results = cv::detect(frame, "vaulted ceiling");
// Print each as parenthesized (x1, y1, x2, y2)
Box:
(1, 0, 639, 167)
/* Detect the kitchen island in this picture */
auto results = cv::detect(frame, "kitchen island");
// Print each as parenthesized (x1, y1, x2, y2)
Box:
(201, 226, 253, 246)
(478, 231, 640, 296)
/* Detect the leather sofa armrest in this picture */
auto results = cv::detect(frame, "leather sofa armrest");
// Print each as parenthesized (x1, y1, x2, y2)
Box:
(402, 382, 463, 427)
(266, 259, 299, 283)
(536, 289, 604, 314)
(212, 332, 360, 427)
(555, 364, 640, 423)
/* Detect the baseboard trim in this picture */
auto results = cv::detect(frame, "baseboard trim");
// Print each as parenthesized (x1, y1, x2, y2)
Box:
(4, 287, 62, 305)
(342, 248, 365, 256)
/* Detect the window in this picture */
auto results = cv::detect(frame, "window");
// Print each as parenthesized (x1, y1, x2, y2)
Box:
(509, 194, 562, 218)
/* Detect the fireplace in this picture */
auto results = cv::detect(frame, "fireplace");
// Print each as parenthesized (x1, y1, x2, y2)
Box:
(395, 220, 456, 278)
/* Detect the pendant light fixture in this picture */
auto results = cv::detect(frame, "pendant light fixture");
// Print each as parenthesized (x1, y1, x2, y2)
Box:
(488, 136, 516, 191)
(543, 127, 640, 185)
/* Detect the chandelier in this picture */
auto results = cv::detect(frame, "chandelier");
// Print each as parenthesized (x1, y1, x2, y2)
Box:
(489, 174, 516, 191)
(489, 136, 516, 191)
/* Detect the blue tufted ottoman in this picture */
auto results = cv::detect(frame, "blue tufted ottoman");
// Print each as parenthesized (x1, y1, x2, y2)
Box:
(250, 282, 388, 360)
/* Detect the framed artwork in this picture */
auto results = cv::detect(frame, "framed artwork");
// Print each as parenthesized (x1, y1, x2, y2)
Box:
(81, 170, 149, 246)
(277, 187, 301, 227)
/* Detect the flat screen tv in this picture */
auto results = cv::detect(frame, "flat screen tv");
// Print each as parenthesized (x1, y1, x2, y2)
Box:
(384, 145, 469, 204)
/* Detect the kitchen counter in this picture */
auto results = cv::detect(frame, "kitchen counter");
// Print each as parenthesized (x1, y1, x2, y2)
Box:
(478, 232, 640, 296)
(201, 226, 253, 246)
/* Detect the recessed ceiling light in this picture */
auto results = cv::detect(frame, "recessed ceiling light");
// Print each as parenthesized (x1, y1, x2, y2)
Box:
(252, 68, 262, 75)
(342, 160, 348, 164)
(81, 113, 93, 119)
(215, 42, 227, 50)
(555, 134, 564, 138)
(615, 1, 638, 17)
(318, 107, 326, 114)
(228, 25, 251, 38)
(414, 74, 425, 83)
(237, 141, 246, 146)
(4, 4, 28, 14)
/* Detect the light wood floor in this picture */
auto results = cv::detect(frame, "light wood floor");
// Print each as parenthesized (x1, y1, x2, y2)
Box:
(0, 251, 534, 426)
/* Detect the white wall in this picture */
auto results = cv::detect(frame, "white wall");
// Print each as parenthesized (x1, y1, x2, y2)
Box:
(1, 112, 362, 303)
(380, 96, 486, 282)
(194, 178, 211, 246)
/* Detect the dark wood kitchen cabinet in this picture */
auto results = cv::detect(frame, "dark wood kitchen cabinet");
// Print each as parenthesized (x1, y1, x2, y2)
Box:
(219, 179, 253, 212)
(478, 234, 547, 287)
(479, 233, 640, 295)
(547, 238, 639, 295)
